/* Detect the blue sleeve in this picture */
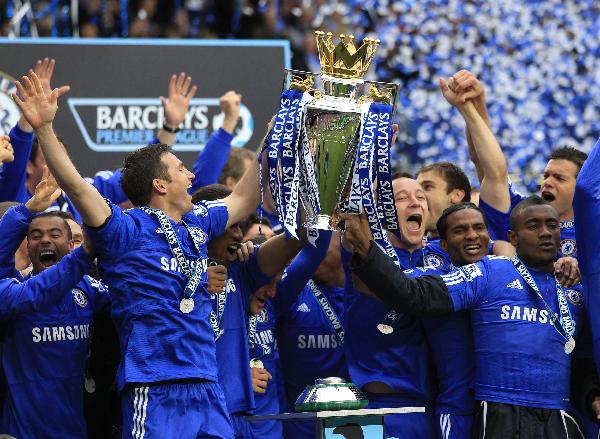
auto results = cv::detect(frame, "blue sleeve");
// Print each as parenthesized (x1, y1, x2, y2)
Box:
(84, 276, 111, 313)
(0, 246, 93, 317)
(238, 249, 273, 298)
(574, 137, 600, 276)
(85, 169, 128, 204)
(275, 231, 332, 313)
(84, 203, 138, 260)
(191, 200, 229, 240)
(0, 124, 34, 202)
(479, 182, 524, 242)
(189, 128, 233, 194)
(0, 204, 33, 278)
(440, 260, 488, 311)
(574, 138, 600, 375)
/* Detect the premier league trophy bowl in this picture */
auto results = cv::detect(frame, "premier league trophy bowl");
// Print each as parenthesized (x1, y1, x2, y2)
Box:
(295, 377, 369, 412)
(265, 31, 401, 244)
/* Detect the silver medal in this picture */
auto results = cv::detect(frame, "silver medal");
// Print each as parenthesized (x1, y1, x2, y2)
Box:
(180, 298, 195, 314)
(377, 324, 394, 335)
(564, 337, 575, 355)
(250, 358, 264, 369)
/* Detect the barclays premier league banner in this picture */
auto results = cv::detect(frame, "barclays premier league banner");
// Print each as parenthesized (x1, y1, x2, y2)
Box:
(0, 38, 289, 175)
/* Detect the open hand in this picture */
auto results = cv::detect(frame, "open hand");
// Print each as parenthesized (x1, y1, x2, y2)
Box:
(160, 72, 198, 128)
(12, 72, 70, 130)
(25, 166, 61, 213)
(33, 57, 70, 98)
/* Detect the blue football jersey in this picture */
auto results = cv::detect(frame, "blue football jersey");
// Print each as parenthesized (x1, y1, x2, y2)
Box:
(247, 299, 283, 438)
(86, 200, 228, 390)
(480, 185, 577, 258)
(407, 266, 475, 416)
(341, 245, 434, 405)
(0, 249, 108, 439)
(214, 254, 270, 415)
(443, 255, 585, 409)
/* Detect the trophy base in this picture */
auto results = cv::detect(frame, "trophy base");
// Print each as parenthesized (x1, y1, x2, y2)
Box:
(304, 214, 336, 230)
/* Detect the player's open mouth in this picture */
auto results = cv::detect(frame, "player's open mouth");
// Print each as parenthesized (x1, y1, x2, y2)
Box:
(39, 249, 58, 267)
(541, 191, 555, 202)
(406, 213, 422, 231)
(227, 242, 241, 255)
(464, 244, 482, 255)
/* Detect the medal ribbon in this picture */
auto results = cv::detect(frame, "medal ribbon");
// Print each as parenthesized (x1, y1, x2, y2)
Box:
(141, 207, 204, 302)
(308, 280, 345, 346)
(209, 279, 228, 339)
(510, 256, 575, 342)
(248, 314, 272, 357)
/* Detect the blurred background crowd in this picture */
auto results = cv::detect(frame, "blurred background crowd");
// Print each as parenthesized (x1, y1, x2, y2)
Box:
(2, 0, 600, 193)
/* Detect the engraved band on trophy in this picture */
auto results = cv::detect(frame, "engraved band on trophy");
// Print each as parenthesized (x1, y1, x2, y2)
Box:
(264, 31, 402, 265)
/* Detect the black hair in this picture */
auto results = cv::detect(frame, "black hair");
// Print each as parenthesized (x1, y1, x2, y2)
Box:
(417, 161, 471, 202)
(29, 211, 73, 241)
(121, 143, 171, 206)
(548, 146, 588, 176)
(191, 184, 232, 204)
(54, 211, 77, 223)
(509, 195, 551, 231)
(392, 171, 413, 180)
(436, 202, 488, 240)
(241, 212, 273, 236)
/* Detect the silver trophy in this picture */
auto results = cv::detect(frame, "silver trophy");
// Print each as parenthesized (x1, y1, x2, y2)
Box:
(279, 32, 399, 231)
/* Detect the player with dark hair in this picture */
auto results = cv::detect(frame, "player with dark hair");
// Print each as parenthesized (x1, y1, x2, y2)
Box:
(0, 170, 109, 438)
(447, 70, 587, 259)
(13, 71, 264, 438)
(342, 195, 585, 438)
(192, 183, 306, 438)
(416, 161, 471, 235)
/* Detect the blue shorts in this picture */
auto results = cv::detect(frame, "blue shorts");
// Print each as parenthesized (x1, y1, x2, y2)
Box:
(365, 392, 435, 439)
(121, 381, 233, 439)
(436, 413, 473, 439)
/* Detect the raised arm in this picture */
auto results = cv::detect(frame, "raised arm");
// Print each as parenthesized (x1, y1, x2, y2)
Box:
(340, 212, 454, 315)
(256, 230, 306, 278)
(0, 167, 61, 277)
(451, 70, 491, 183)
(12, 72, 110, 227)
(0, 59, 67, 203)
(440, 73, 510, 213)
(156, 72, 198, 146)
(0, 246, 93, 317)
(222, 143, 263, 228)
(190, 91, 241, 192)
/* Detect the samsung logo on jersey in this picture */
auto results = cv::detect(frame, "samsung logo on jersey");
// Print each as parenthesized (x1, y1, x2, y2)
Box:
(32, 324, 90, 343)
(253, 329, 274, 347)
(500, 305, 552, 325)
(297, 334, 341, 349)
(160, 256, 207, 273)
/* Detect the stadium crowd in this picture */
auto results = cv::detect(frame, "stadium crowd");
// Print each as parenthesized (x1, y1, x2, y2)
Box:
(3, 0, 600, 193)
(0, 50, 599, 439)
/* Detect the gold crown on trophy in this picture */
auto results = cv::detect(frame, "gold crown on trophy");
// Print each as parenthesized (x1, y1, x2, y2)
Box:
(315, 31, 380, 80)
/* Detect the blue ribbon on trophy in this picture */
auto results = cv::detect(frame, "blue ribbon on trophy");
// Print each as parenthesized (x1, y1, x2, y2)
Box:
(263, 31, 400, 263)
